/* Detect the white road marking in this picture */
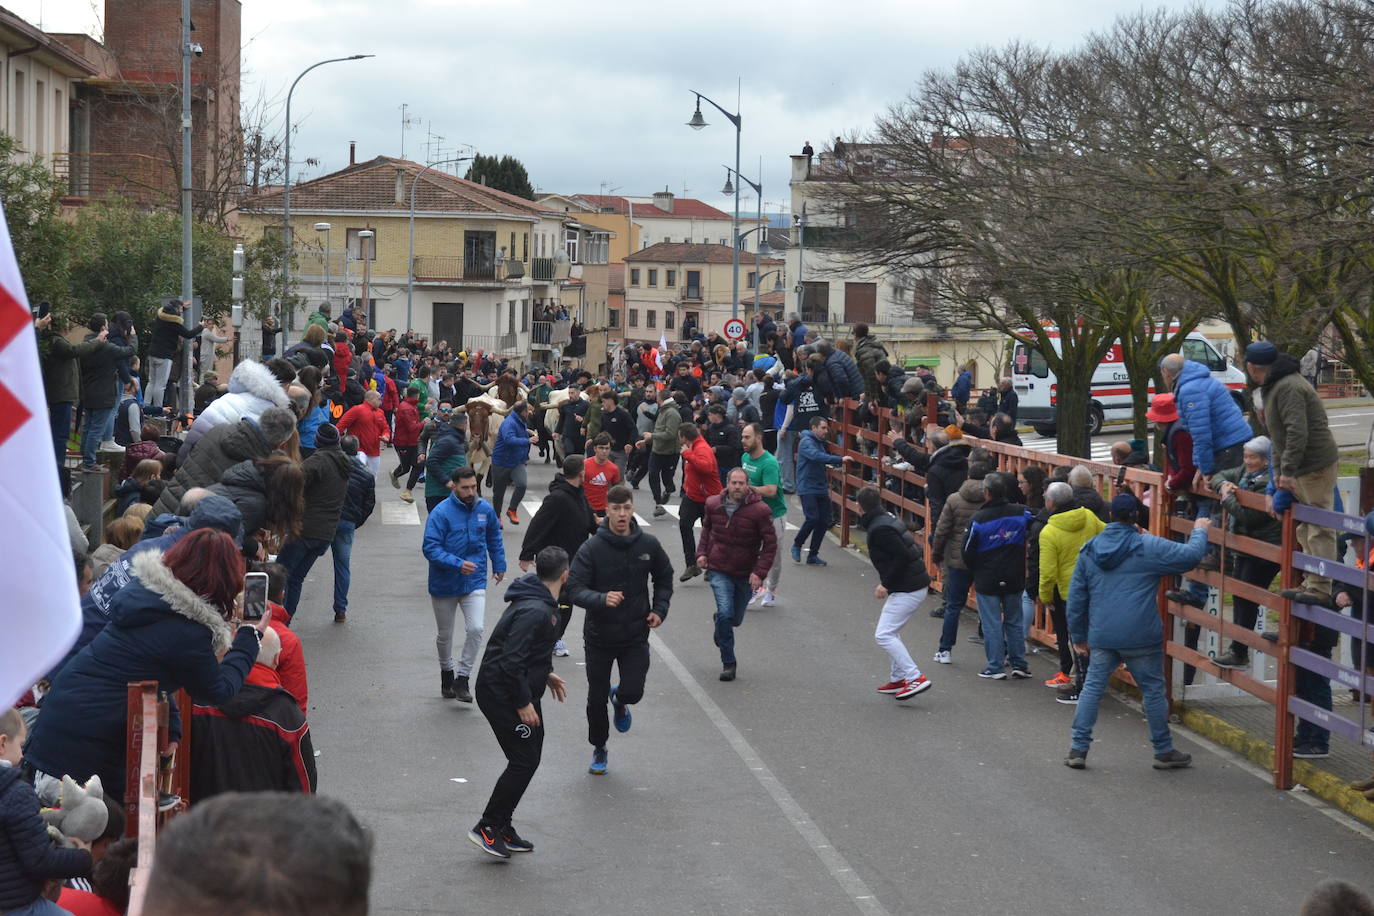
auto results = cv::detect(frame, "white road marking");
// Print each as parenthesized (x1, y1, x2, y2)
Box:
(524, 499, 650, 527)
(650, 633, 891, 916)
(381, 503, 421, 525)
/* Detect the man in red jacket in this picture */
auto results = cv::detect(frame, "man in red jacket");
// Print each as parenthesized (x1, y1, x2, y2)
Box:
(697, 467, 777, 680)
(338, 389, 390, 478)
(390, 390, 423, 500)
(676, 422, 722, 582)
(379, 366, 400, 434)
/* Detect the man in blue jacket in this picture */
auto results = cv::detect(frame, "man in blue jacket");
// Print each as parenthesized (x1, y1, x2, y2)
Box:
(951, 364, 973, 412)
(1064, 492, 1211, 770)
(490, 401, 537, 526)
(423, 466, 507, 702)
(1160, 353, 1250, 489)
(791, 416, 853, 566)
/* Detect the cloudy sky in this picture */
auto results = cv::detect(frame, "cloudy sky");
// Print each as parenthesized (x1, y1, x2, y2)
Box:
(18, 0, 1219, 215)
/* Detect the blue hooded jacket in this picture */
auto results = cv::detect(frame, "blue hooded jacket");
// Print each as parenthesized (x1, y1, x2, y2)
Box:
(491, 408, 531, 468)
(951, 369, 973, 402)
(423, 492, 507, 597)
(1172, 360, 1250, 473)
(795, 429, 843, 496)
(1066, 523, 1208, 649)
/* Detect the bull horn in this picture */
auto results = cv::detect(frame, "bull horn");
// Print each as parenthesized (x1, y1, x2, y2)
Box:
(494, 404, 513, 416)
(453, 404, 468, 413)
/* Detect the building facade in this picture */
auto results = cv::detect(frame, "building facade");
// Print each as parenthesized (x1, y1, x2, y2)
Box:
(623, 242, 783, 346)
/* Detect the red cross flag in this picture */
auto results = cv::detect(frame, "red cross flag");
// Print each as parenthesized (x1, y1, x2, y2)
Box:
(0, 203, 81, 708)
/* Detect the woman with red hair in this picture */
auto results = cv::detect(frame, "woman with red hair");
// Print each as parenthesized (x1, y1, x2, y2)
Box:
(25, 529, 266, 802)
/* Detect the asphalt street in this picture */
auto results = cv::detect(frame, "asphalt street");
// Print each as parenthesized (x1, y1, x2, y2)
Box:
(293, 451, 1374, 916)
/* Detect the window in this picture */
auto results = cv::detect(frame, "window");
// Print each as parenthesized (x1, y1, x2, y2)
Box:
(666, 270, 676, 288)
(647, 269, 658, 287)
(685, 270, 702, 300)
(683, 237, 692, 244)
(13, 70, 25, 139)
(1013, 343, 1049, 379)
(522, 233, 529, 261)
(508, 301, 516, 334)
(630, 268, 640, 286)
(719, 238, 727, 246)
(565, 227, 579, 263)
(646, 310, 657, 329)
(608, 308, 620, 329)
(346, 228, 377, 260)
(747, 271, 757, 289)
(665, 311, 675, 330)
(629, 309, 639, 328)
(521, 298, 529, 332)
(1182, 338, 1226, 372)
(510, 232, 517, 262)
(34, 79, 44, 156)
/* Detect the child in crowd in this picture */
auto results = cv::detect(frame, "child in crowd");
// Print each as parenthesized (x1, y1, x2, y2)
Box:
(113, 459, 163, 515)
(90, 516, 145, 579)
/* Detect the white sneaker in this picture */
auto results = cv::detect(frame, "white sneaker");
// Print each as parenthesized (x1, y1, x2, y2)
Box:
(760, 590, 776, 607)
(553, 640, 569, 658)
(98, 440, 125, 452)
(932, 650, 951, 664)
(748, 588, 764, 607)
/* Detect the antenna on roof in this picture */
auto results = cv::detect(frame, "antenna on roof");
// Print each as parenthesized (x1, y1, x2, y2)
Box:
(399, 104, 421, 159)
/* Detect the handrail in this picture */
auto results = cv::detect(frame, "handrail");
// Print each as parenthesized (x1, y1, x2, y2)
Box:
(124, 682, 191, 913)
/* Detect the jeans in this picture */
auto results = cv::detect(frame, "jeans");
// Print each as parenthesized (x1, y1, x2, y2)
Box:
(1291, 463, 1339, 595)
(278, 536, 332, 618)
(49, 401, 72, 467)
(80, 406, 114, 465)
(584, 640, 650, 748)
(793, 492, 830, 558)
(648, 452, 677, 505)
(432, 591, 486, 677)
(147, 356, 173, 409)
(1296, 639, 1333, 749)
(680, 497, 706, 566)
(476, 686, 543, 828)
(939, 567, 973, 653)
(490, 463, 527, 516)
(1022, 592, 1036, 642)
(3, 898, 73, 915)
(1071, 646, 1173, 754)
(777, 429, 796, 491)
(331, 520, 356, 613)
(876, 588, 927, 682)
(975, 591, 1026, 673)
(707, 570, 752, 664)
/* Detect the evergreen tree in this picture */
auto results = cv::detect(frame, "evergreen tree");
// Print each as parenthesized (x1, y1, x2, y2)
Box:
(464, 153, 535, 200)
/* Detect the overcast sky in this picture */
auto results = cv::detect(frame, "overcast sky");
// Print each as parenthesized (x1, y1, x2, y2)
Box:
(18, 0, 1220, 215)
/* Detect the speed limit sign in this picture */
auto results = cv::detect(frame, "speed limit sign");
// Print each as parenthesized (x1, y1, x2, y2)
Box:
(723, 318, 747, 341)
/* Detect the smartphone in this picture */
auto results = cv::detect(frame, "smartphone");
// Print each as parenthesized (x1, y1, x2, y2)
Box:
(31, 301, 49, 319)
(243, 572, 269, 622)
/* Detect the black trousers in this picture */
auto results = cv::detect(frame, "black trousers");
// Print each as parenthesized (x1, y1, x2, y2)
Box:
(394, 445, 419, 484)
(1228, 554, 1281, 656)
(476, 687, 543, 828)
(648, 453, 677, 505)
(556, 586, 575, 640)
(1048, 596, 1073, 676)
(680, 497, 705, 566)
(584, 640, 651, 748)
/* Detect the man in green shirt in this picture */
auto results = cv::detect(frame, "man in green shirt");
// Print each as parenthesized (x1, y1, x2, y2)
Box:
(741, 422, 786, 606)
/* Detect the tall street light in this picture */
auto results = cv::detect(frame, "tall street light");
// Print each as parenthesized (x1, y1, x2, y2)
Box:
(407, 156, 473, 335)
(687, 86, 741, 331)
(313, 222, 332, 307)
(724, 162, 769, 351)
(282, 54, 373, 324)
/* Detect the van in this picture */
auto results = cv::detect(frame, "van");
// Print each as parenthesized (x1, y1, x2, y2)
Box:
(1011, 329, 1247, 437)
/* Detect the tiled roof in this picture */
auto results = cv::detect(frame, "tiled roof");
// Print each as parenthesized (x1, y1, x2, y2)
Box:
(241, 157, 560, 219)
(742, 291, 787, 306)
(575, 194, 735, 221)
(625, 242, 784, 266)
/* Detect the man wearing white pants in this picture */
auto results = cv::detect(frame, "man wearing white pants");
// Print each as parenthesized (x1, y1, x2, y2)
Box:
(741, 423, 786, 606)
(423, 465, 506, 703)
(856, 486, 933, 701)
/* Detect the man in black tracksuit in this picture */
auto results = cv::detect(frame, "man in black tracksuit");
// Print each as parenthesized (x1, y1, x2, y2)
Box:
(469, 547, 570, 859)
(519, 456, 598, 649)
(567, 484, 673, 776)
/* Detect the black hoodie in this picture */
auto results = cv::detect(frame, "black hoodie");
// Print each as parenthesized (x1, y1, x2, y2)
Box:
(519, 476, 597, 563)
(476, 574, 561, 708)
(568, 521, 674, 647)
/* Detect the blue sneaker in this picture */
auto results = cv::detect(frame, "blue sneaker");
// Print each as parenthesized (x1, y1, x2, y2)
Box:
(467, 822, 511, 859)
(806, 555, 827, 566)
(588, 746, 608, 774)
(611, 685, 632, 733)
(790, 543, 802, 563)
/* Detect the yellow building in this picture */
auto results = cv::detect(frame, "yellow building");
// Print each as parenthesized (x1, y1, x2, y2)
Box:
(623, 242, 783, 345)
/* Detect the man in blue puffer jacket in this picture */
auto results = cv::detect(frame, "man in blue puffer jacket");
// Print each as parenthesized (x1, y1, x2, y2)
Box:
(1161, 353, 1251, 486)
(1064, 492, 1212, 771)
(424, 466, 507, 703)
(490, 401, 537, 525)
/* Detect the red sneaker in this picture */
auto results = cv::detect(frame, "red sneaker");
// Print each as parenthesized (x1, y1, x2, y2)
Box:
(1044, 672, 1073, 688)
(895, 676, 932, 700)
(876, 680, 905, 695)
(506, 509, 520, 525)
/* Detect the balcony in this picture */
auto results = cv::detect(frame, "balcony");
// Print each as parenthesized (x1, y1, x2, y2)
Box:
(531, 257, 556, 282)
(531, 320, 573, 349)
(52, 152, 175, 208)
(411, 256, 526, 285)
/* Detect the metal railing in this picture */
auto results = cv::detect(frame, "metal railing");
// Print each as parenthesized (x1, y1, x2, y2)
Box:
(52, 152, 175, 207)
(411, 256, 526, 283)
(531, 257, 556, 281)
(531, 319, 573, 347)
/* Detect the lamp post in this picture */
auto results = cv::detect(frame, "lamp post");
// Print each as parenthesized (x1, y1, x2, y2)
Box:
(687, 87, 742, 329)
(722, 162, 770, 352)
(357, 229, 374, 324)
(282, 54, 373, 324)
(313, 222, 332, 308)
(178, 0, 195, 417)
(793, 206, 807, 322)
(407, 156, 473, 335)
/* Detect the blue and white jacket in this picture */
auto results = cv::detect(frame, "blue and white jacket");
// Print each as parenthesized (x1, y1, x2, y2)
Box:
(423, 492, 507, 597)
(962, 499, 1034, 595)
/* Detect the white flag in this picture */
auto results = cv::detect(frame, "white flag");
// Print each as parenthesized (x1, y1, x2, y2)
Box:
(0, 202, 81, 708)
(657, 332, 668, 371)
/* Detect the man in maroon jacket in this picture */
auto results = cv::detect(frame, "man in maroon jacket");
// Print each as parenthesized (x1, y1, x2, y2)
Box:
(696, 467, 778, 681)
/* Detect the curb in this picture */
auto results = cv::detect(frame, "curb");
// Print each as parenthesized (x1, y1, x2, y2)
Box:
(1176, 703, 1374, 825)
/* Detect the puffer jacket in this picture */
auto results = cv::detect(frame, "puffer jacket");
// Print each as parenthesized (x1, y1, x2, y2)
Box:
(518, 476, 597, 563)
(25, 549, 259, 799)
(154, 417, 275, 516)
(208, 459, 271, 535)
(299, 445, 353, 541)
(696, 489, 777, 579)
(424, 424, 469, 501)
(962, 499, 1034, 595)
(932, 477, 986, 571)
(1037, 506, 1106, 604)
(0, 766, 92, 910)
(860, 507, 931, 594)
(491, 409, 532, 468)
(1172, 359, 1250, 474)
(854, 335, 888, 399)
(568, 521, 674, 647)
(1067, 523, 1208, 648)
(190, 666, 316, 800)
(180, 360, 291, 457)
(338, 403, 388, 457)
(925, 442, 971, 531)
(423, 492, 506, 597)
(681, 436, 723, 503)
(824, 349, 864, 400)
(340, 459, 376, 527)
(650, 401, 682, 455)
(147, 305, 202, 359)
(1260, 354, 1338, 479)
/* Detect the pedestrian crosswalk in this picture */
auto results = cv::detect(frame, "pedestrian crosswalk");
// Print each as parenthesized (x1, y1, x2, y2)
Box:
(380, 502, 421, 525)
(659, 502, 799, 531)
(1018, 437, 1113, 462)
(516, 498, 799, 531)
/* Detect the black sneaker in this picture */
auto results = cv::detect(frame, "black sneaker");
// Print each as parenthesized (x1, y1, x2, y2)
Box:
(1280, 588, 1337, 610)
(1212, 648, 1249, 669)
(1055, 688, 1080, 705)
(1064, 748, 1087, 769)
(455, 675, 473, 703)
(720, 663, 737, 682)
(501, 825, 534, 853)
(1165, 589, 1206, 609)
(441, 669, 457, 700)
(468, 823, 512, 859)
(1293, 744, 1331, 760)
(1009, 667, 1032, 679)
(1152, 749, 1192, 769)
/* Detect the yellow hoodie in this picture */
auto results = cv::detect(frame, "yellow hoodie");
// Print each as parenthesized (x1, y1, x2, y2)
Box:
(1038, 506, 1106, 604)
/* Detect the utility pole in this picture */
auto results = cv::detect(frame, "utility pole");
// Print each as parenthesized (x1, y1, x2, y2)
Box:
(178, 0, 195, 417)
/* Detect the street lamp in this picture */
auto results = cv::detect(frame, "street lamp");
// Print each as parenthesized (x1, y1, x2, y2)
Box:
(686, 87, 742, 329)
(313, 222, 332, 308)
(725, 159, 767, 350)
(793, 205, 808, 322)
(357, 229, 374, 323)
(282, 54, 373, 325)
(407, 156, 474, 335)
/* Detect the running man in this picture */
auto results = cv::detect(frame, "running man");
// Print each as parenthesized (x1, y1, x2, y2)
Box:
(567, 484, 673, 775)
(856, 486, 933, 701)
(740, 422, 786, 606)
(697, 468, 777, 681)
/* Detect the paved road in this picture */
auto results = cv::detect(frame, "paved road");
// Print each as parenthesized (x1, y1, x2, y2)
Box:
(294, 453, 1374, 915)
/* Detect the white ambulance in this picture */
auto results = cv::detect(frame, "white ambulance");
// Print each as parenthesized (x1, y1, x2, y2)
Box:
(1011, 329, 1248, 437)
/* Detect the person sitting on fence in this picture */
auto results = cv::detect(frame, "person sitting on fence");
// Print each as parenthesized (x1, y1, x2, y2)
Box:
(140, 793, 371, 916)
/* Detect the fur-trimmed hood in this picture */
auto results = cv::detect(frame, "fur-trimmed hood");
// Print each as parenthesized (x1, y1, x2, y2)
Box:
(226, 359, 290, 410)
(110, 549, 234, 653)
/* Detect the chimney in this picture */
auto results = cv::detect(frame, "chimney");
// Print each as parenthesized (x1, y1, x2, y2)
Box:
(395, 167, 406, 205)
(349, 141, 356, 166)
(652, 188, 674, 213)
(790, 154, 811, 184)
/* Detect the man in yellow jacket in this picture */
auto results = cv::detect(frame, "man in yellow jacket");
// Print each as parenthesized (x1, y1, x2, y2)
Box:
(1038, 481, 1105, 701)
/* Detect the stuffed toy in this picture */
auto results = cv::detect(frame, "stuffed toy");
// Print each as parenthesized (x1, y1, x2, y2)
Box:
(41, 774, 109, 843)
